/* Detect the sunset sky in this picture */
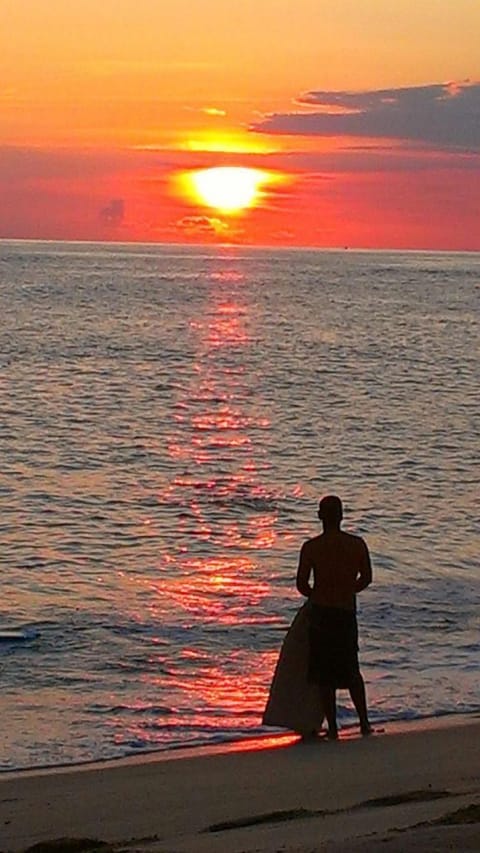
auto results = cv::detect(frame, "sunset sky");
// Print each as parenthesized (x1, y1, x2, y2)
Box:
(2, 0, 479, 249)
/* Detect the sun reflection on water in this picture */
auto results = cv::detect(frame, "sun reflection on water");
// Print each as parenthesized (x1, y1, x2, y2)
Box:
(112, 264, 292, 749)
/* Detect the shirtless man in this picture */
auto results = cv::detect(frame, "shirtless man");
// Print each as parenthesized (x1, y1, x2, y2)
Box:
(296, 495, 372, 739)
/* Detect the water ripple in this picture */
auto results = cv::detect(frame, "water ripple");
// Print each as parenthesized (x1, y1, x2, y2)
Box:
(0, 242, 479, 770)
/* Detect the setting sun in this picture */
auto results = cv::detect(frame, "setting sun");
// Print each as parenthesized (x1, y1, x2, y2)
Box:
(182, 167, 274, 214)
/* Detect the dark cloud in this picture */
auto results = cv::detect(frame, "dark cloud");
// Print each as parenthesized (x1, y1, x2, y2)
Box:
(100, 198, 125, 225)
(269, 147, 480, 175)
(175, 215, 230, 236)
(252, 81, 480, 150)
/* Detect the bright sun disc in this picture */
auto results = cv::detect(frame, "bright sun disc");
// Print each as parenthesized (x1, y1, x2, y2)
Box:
(187, 167, 271, 213)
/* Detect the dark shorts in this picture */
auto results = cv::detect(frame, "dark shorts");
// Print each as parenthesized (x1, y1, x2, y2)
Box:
(308, 604, 360, 688)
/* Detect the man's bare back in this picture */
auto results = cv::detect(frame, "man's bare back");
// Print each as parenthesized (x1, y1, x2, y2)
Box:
(297, 530, 372, 611)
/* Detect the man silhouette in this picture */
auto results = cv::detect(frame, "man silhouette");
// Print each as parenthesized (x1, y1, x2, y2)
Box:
(296, 495, 372, 739)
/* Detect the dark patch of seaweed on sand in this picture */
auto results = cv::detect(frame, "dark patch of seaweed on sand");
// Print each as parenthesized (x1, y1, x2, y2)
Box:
(18, 838, 161, 853)
(360, 789, 451, 809)
(430, 802, 480, 826)
(21, 841, 110, 853)
(389, 799, 480, 837)
(203, 788, 451, 833)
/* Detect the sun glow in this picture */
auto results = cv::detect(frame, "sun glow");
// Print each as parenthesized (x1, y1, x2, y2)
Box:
(180, 166, 277, 214)
(182, 131, 276, 154)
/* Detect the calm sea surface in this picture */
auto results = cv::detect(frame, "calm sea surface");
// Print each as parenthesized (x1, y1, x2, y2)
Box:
(0, 241, 479, 771)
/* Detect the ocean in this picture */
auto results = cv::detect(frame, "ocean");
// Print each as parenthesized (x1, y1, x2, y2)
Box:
(0, 240, 478, 771)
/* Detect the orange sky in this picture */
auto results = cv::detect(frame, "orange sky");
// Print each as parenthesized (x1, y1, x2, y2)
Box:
(1, 0, 480, 249)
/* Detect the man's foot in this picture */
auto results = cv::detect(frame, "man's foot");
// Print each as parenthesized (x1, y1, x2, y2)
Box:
(326, 727, 339, 741)
(361, 723, 373, 736)
(299, 730, 318, 743)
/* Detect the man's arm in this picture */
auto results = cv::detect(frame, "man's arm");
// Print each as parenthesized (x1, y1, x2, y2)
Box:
(354, 539, 372, 593)
(296, 542, 312, 598)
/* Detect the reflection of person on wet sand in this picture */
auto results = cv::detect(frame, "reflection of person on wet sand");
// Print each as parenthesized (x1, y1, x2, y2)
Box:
(296, 495, 372, 740)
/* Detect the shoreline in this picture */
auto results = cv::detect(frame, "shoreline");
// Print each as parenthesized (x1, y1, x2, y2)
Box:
(1, 713, 479, 852)
(2, 708, 479, 780)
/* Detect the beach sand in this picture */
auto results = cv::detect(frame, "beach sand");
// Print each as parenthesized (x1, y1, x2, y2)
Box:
(1, 717, 479, 853)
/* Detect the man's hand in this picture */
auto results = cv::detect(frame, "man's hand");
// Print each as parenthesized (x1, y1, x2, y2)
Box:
(355, 539, 372, 593)
(296, 542, 312, 598)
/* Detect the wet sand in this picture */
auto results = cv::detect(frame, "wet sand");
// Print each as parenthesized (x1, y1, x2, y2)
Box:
(1, 716, 479, 853)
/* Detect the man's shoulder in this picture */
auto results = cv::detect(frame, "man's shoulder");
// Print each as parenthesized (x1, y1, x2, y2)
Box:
(341, 531, 367, 548)
(301, 535, 322, 551)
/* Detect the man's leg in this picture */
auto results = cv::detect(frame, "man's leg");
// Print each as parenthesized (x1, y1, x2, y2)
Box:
(349, 672, 372, 734)
(319, 685, 338, 739)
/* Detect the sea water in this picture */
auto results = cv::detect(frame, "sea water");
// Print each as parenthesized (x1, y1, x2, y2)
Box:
(0, 241, 478, 771)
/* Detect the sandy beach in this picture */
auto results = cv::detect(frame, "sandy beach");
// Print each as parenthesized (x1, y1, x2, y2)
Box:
(1, 716, 479, 853)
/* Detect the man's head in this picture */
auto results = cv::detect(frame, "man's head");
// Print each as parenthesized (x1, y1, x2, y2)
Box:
(318, 495, 343, 528)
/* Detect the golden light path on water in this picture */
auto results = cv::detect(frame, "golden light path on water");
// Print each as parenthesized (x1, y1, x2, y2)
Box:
(109, 261, 303, 750)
